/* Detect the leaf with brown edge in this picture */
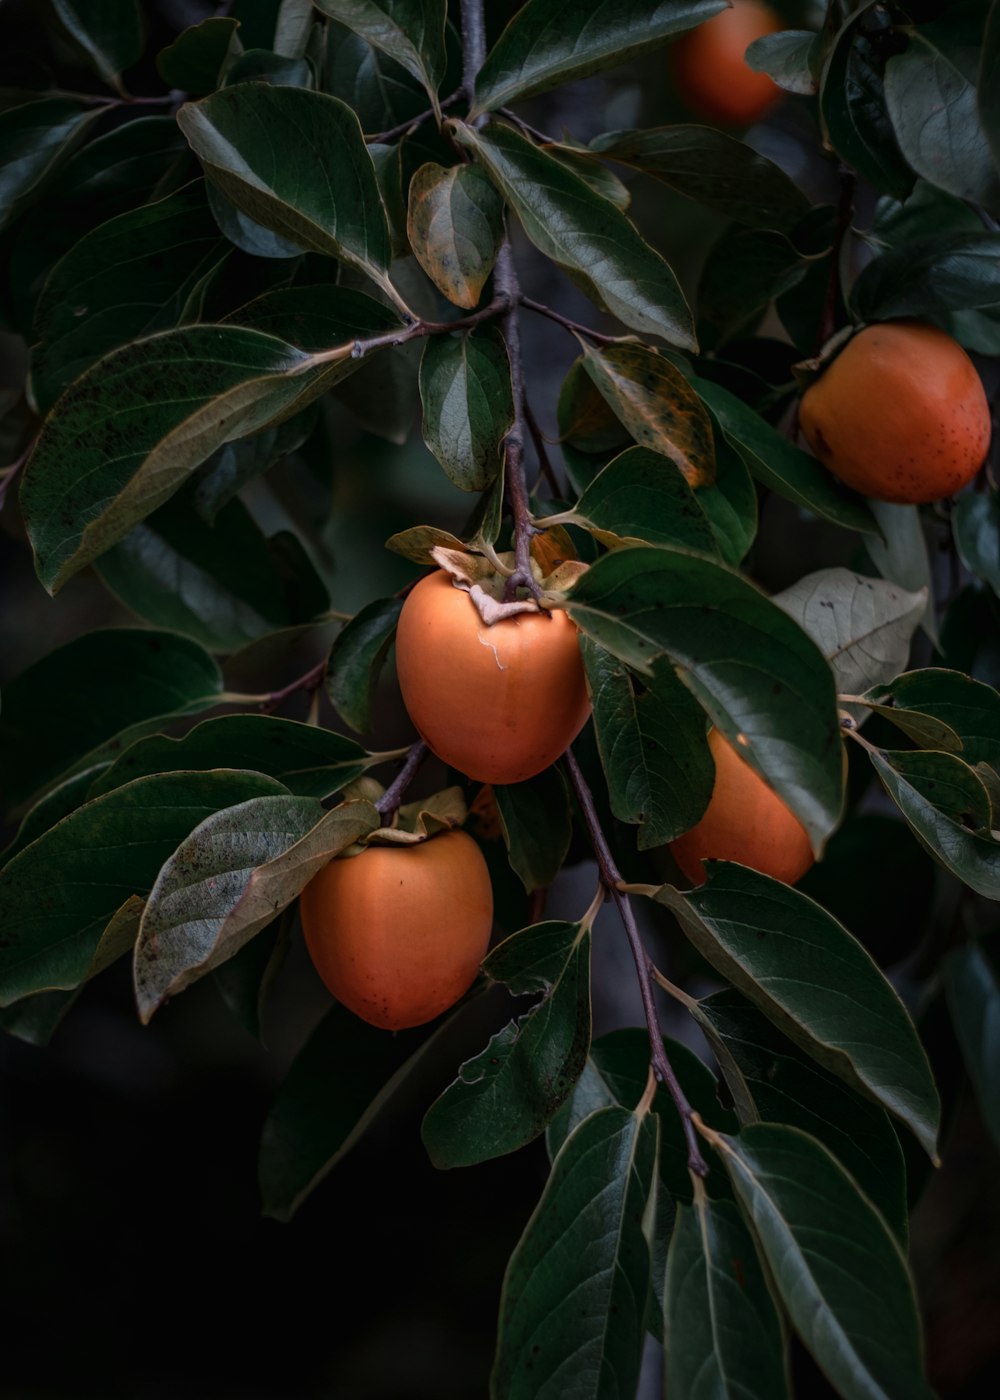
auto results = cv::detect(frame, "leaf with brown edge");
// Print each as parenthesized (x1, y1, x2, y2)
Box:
(407, 162, 504, 309)
(580, 342, 715, 487)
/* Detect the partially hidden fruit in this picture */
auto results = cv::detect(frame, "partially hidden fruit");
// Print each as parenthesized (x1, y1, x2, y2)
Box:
(300, 828, 493, 1030)
(671, 0, 782, 127)
(799, 321, 991, 504)
(669, 728, 814, 886)
(395, 570, 591, 785)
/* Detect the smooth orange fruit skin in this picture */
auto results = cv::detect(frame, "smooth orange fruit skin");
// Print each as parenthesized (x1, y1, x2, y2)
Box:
(671, 0, 782, 127)
(395, 570, 592, 785)
(800, 321, 991, 504)
(300, 829, 493, 1030)
(670, 729, 814, 886)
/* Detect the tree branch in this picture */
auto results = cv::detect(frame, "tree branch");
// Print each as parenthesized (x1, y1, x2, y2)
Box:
(564, 749, 709, 1177)
(375, 741, 429, 825)
(494, 242, 542, 603)
(520, 296, 624, 347)
(460, 0, 487, 123)
(366, 89, 463, 144)
(302, 296, 511, 372)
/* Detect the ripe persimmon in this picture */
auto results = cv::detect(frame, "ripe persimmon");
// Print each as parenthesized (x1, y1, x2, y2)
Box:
(670, 728, 814, 886)
(300, 829, 493, 1030)
(671, 0, 782, 127)
(395, 570, 591, 785)
(799, 321, 991, 504)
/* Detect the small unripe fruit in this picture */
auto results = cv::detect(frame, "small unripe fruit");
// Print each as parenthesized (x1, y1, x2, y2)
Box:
(669, 729, 814, 886)
(799, 321, 991, 504)
(300, 829, 493, 1030)
(395, 570, 591, 785)
(671, 0, 782, 127)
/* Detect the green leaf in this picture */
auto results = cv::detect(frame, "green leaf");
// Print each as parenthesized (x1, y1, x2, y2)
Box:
(697, 223, 808, 350)
(260, 999, 464, 1220)
(225, 47, 313, 88)
(550, 445, 719, 554)
(325, 598, 404, 733)
(773, 567, 926, 700)
(0, 628, 222, 807)
(213, 917, 288, 1042)
(423, 918, 591, 1168)
(864, 499, 938, 646)
(494, 769, 573, 892)
(885, 31, 1000, 210)
(407, 161, 504, 309)
(156, 17, 242, 94)
(224, 281, 402, 350)
(583, 637, 714, 849)
(592, 124, 810, 230)
(193, 408, 319, 522)
(955, 490, 1000, 597)
(692, 376, 879, 536)
(472, 0, 727, 115)
(21, 325, 328, 593)
(313, 1, 447, 113)
(982, 0, 1000, 172)
(419, 328, 514, 491)
(452, 120, 696, 349)
(557, 357, 633, 456)
(89, 716, 372, 800)
(177, 83, 396, 298)
(944, 942, 1000, 1151)
(1, 768, 108, 869)
(0, 98, 104, 234)
(868, 747, 1000, 898)
(579, 342, 715, 487)
(868, 668, 1000, 768)
(665, 1195, 790, 1400)
(274, 0, 315, 59)
(321, 20, 428, 132)
(134, 797, 378, 1021)
(699, 436, 758, 566)
(0, 988, 79, 1047)
(30, 181, 227, 415)
(654, 862, 941, 1157)
(50, 0, 143, 93)
(206, 181, 307, 259)
(745, 28, 818, 94)
(695, 988, 909, 1242)
(713, 1124, 934, 1400)
(565, 545, 844, 850)
(851, 231, 1000, 322)
(490, 1103, 657, 1400)
(820, 9, 915, 202)
(0, 771, 285, 1007)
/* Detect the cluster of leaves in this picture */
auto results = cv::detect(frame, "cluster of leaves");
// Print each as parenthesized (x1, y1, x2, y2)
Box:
(1, 1, 1000, 1397)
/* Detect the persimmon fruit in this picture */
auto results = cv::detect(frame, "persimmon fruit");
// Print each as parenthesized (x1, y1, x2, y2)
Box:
(799, 321, 991, 504)
(671, 0, 782, 127)
(300, 829, 493, 1030)
(669, 728, 814, 886)
(395, 570, 591, 785)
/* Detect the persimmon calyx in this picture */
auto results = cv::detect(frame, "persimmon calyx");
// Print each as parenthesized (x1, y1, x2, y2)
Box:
(340, 778, 469, 845)
(428, 544, 588, 625)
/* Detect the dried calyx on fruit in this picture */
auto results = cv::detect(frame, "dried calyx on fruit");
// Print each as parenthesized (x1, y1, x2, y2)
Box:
(394, 547, 592, 786)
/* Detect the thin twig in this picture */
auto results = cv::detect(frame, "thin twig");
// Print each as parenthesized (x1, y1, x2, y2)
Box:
(524, 400, 562, 497)
(375, 741, 429, 826)
(256, 658, 328, 714)
(564, 749, 709, 1177)
(302, 296, 511, 372)
(366, 89, 463, 144)
(498, 108, 558, 146)
(520, 296, 624, 347)
(494, 243, 542, 603)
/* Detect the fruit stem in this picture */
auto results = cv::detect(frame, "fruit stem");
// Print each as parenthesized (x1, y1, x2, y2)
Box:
(494, 241, 544, 604)
(519, 297, 625, 348)
(375, 740, 429, 826)
(564, 749, 710, 1178)
(460, 0, 487, 126)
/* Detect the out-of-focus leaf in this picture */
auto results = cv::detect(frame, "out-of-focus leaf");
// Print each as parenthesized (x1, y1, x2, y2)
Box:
(851, 231, 1000, 322)
(583, 638, 714, 849)
(955, 490, 1000, 597)
(982, 0, 1000, 171)
(422, 917, 591, 1168)
(134, 798, 378, 1021)
(0, 772, 285, 1006)
(655, 862, 941, 1157)
(591, 125, 810, 229)
(774, 567, 926, 699)
(490, 1103, 657, 1400)
(665, 1195, 791, 1400)
(712, 1124, 935, 1400)
(407, 162, 504, 309)
(452, 120, 696, 349)
(493, 769, 573, 891)
(419, 328, 513, 491)
(944, 941, 1000, 1150)
(325, 598, 404, 734)
(0, 99, 104, 234)
(0, 629, 222, 807)
(864, 500, 938, 645)
(472, 0, 727, 114)
(51, 0, 143, 93)
(565, 545, 844, 850)
(156, 17, 242, 94)
(90, 716, 372, 800)
(1, 769, 108, 869)
(745, 28, 818, 93)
